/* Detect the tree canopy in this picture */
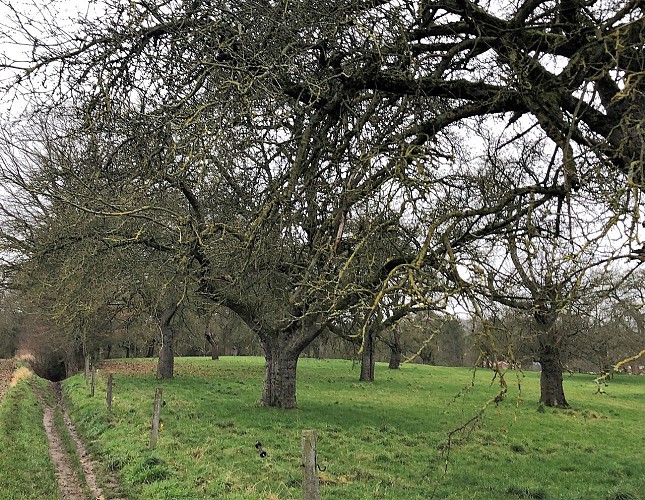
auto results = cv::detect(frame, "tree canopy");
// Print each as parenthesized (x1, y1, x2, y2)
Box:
(1, 0, 643, 407)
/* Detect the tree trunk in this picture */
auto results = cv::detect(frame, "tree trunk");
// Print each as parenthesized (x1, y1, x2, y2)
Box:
(224, 301, 324, 409)
(388, 344, 402, 369)
(419, 346, 433, 365)
(258, 324, 323, 409)
(388, 330, 402, 369)
(146, 339, 156, 358)
(262, 348, 299, 409)
(360, 329, 375, 382)
(538, 340, 569, 408)
(157, 302, 179, 380)
(205, 332, 219, 360)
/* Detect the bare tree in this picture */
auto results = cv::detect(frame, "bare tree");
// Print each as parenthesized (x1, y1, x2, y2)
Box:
(473, 197, 635, 407)
(571, 268, 645, 373)
(1, 0, 643, 407)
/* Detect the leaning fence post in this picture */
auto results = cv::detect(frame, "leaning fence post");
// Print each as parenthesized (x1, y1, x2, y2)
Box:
(106, 374, 113, 415)
(302, 429, 320, 500)
(150, 388, 163, 450)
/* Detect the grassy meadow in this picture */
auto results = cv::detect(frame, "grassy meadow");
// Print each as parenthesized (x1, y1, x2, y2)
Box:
(61, 357, 645, 500)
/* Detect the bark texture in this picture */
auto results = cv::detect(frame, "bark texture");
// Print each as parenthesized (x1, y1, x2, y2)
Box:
(157, 302, 178, 380)
(258, 322, 323, 408)
(536, 314, 569, 408)
(539, 342, 569, 407)
(262, 350, 299, 409)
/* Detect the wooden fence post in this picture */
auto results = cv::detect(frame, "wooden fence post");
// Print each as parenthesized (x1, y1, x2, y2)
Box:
(302, 429, 320, 500)
(150, 388, 163, 450)
(106, 374, 113, 414)
(90, 368, 96, 397)
(84, 356, 90, 385)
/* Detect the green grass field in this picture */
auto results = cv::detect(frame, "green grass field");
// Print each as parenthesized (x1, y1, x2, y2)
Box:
(61, 357, 644, 500)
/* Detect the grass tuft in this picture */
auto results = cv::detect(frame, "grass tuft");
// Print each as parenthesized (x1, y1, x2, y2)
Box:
(123, 455, 171, 485)
(606, 492, 641, 500)
(506, 485, 548, 499)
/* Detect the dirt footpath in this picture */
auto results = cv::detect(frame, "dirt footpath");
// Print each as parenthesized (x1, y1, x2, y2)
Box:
(39, 381, 117, 500)
(1, 359, 119, 499)
(42, 397, 92, 500)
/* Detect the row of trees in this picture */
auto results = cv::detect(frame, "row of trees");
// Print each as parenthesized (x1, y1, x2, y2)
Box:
(0, 0, 644, 407)
(3, 270, 642, 385)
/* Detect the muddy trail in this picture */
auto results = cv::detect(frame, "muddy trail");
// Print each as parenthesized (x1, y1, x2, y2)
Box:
(41, 382, 106, 500)
(0, 361, 122, 500)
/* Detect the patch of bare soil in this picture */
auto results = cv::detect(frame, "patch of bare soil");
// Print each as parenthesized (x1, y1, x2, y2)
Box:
(100, 359, 156, 377)
(0, 359, 16, 401)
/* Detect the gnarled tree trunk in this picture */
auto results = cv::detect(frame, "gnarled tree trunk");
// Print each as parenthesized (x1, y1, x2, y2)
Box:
(262, 349, 299, 408)
(537, 317, 569, 408)
(540, 355, 569, 408)
(258, 323, 323, 409)
(157, 302, 179, 380)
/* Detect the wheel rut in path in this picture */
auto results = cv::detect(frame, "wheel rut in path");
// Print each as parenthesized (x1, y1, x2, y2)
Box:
(39, 381, 109, 500)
